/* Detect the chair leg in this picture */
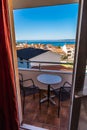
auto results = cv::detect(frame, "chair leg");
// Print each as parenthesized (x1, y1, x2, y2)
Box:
(33, 94, 35, 99)
(58, 90, 61, 117)
(23, 94, 25, 115)
(39, 90, 41, 110)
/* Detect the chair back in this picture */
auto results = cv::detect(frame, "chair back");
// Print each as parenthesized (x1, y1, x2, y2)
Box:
(63, 81, 72, 88)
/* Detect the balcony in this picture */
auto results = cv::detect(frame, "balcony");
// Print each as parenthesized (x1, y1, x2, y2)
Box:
(18, 61, 73, 130)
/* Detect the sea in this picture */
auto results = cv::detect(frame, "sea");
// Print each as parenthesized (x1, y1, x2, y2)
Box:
(16, 39, 75, 47)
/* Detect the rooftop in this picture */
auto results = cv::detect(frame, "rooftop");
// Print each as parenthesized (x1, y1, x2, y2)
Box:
(17, 48, 48, 60)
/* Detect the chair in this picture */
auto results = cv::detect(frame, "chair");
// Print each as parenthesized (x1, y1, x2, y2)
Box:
(19, 73, 41, 114)
(60, 81, 72, 101)
(51, 81, 72, 117)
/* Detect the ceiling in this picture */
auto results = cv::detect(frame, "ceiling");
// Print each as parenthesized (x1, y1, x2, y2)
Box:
(12, 0, 79, 10)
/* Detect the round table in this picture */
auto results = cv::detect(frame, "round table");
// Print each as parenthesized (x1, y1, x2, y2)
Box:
(37, 74, 62, 106)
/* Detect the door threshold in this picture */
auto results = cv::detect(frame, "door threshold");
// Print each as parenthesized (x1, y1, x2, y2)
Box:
(20, 123, 48, 130)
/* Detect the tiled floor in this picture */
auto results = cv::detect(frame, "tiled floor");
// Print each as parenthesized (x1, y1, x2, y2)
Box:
(22, 92, 70, 130)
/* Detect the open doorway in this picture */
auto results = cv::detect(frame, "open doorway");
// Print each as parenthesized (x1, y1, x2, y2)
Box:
(9, 0, 78, 129)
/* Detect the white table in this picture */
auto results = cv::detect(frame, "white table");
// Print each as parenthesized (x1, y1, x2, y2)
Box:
(37, 74, 62, 106)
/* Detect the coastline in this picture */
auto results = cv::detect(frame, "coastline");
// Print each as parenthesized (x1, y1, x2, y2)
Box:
(16, 39, 75, 47)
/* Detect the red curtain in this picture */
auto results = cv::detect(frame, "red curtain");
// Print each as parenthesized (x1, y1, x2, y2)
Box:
(0, 0, 19, 130)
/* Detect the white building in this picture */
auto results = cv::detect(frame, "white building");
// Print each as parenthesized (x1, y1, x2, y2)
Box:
(62, 44, 75, 60)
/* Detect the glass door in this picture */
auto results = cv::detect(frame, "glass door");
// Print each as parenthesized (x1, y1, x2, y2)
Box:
(69, 0, 87, 130)
(78, 68, 87, 130)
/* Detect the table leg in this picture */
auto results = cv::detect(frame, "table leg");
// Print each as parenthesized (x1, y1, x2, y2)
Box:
(40, 97, 48, 103)
(40, 85, 56, 105)
(49, 98, 56, 105)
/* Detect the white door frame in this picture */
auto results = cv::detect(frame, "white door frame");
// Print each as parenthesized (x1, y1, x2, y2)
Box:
(8, 0, 84, 130)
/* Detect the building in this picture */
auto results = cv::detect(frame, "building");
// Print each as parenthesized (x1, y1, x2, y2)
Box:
(17, 48, 61, 68)
(62, 44, 75, 60)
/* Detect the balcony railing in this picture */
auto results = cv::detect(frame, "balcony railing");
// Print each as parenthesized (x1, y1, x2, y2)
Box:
(18, 59, 73, 71)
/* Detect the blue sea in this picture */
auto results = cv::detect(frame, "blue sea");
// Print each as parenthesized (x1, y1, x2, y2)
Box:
(16, 39, 75, 47)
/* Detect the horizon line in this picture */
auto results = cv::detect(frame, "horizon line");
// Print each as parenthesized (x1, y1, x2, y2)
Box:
(16, 38, 75, 41)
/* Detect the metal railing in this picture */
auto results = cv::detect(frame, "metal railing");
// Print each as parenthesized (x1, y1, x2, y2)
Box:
(18, 59, 73, 71)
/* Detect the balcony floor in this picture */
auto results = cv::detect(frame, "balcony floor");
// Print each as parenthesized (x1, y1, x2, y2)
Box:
(22, 92, 70, 130)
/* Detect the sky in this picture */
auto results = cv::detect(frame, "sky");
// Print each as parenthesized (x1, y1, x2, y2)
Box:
(13, 3, 79, 40)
